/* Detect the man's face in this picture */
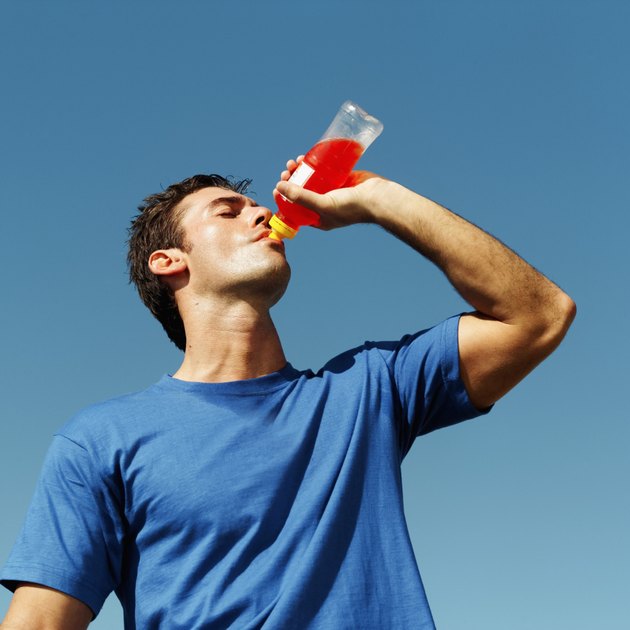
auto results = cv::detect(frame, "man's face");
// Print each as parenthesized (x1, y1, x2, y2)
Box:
(175, 187, 291, 306)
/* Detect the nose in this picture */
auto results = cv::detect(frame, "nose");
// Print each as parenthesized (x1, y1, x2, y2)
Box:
(251, 205, 273, 228)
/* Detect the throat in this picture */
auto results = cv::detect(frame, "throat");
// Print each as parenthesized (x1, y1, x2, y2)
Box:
(173, 318, 287, 383)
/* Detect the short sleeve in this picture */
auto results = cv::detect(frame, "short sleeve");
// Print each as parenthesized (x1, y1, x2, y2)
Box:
(0, 434, 125, 617)
(377, 314, 491, 456)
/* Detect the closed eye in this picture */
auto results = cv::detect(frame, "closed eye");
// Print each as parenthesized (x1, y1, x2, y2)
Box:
(207, 194, 255, 218)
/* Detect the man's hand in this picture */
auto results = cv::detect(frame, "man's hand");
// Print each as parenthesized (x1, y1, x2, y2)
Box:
(274, 160, 576, 409)
(273, 156, 388, 230)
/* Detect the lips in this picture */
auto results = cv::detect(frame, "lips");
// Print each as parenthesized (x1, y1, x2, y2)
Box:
(253, 229, 285, 250)
(254, 229, 273, 242)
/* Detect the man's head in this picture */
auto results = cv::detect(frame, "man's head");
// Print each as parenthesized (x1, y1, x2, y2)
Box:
(128, 174, 289, 351)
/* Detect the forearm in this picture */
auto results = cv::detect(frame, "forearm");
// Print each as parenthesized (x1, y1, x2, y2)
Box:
(1, 584, 92, 630)
(364, 180, 574, 333)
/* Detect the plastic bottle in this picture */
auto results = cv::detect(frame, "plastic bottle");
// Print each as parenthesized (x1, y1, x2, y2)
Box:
(270, 100, 383, 241)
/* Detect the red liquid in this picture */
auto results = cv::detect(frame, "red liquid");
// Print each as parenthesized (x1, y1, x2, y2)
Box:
(275, 138, 365, 230)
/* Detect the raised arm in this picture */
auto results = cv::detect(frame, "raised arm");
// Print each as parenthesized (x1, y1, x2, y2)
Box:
(1, 583, 92, 630)
(274, 171, 576, 410)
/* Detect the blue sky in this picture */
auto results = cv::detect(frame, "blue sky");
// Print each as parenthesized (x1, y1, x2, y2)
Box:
(1, 1, 628, 628)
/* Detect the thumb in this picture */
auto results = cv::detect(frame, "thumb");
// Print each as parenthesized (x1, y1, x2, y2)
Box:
(274, 181, 332, 212)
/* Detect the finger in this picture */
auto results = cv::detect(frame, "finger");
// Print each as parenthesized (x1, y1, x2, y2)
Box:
(285, 156, 305, 172)
(281, 157, 303, 181)
(282, 155, 309, 181)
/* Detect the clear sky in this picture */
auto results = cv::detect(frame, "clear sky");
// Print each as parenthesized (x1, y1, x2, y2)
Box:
(1, 1, 628, 628)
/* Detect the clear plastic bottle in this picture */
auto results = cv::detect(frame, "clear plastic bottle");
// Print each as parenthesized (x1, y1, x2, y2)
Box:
(270, 100, 383, 240)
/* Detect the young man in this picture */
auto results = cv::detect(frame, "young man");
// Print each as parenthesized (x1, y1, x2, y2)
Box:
(1, 161, 575, 629)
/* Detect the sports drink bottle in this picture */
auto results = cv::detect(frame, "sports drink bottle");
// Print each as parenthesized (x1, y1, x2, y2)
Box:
(270, 100, 383, 240)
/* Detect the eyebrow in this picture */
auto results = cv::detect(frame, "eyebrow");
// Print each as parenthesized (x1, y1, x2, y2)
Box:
(207, 194, 259, 210)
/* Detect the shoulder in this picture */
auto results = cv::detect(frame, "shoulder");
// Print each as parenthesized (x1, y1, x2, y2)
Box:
(313, 316, 457, 379)
(55, 379, 170, 450)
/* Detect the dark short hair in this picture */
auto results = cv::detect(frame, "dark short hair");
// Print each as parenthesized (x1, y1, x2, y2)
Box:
(127, 174, 251, 351)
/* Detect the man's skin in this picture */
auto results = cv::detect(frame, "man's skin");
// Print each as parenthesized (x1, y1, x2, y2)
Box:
(1, 162, 575, 628)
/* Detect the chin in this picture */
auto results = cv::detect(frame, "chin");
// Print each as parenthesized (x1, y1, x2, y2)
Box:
(239, 259, 291, 307)
(264, 262, 291, 306)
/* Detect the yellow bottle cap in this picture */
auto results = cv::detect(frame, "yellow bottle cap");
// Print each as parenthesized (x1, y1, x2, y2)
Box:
(269, 215, 298, 240)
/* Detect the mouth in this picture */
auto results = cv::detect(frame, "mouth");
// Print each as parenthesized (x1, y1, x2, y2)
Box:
(255, 229, 285, 250)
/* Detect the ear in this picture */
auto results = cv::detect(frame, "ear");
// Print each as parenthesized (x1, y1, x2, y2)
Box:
(148, 249, 187, 277)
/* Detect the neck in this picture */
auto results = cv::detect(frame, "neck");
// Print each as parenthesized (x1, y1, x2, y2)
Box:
(172, 299, 287, 383)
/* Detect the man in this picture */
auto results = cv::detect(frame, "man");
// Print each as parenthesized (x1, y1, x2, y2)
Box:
(1, 160, 575, 629)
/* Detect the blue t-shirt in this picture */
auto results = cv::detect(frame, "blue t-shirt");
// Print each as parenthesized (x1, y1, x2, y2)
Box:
(1, 316, 488, 629)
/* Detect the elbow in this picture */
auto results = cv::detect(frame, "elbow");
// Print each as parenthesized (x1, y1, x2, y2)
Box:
(536, 290, 577, 354)
(554, 290, 577, 338)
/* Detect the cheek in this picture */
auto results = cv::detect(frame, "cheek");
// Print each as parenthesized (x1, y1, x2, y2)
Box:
(186, 240, 224, 278)
(190, 225, 234, 259)
(188, 234, 249, 279)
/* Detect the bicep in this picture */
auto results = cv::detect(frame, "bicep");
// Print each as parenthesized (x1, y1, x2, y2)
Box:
(2, 583, 93, 630)
(458, 311, 553, 410)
